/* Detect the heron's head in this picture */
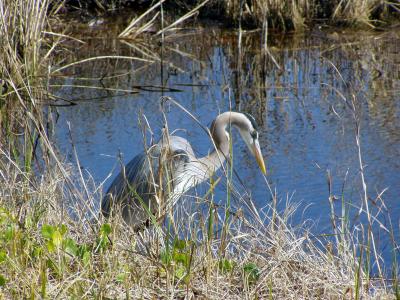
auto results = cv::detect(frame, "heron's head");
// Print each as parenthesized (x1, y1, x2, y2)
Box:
(211, 111, 266, 174)
(237, 112, 266, 175)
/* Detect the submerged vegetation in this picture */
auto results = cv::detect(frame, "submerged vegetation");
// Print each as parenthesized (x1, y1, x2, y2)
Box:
(0, 0, 399, 298)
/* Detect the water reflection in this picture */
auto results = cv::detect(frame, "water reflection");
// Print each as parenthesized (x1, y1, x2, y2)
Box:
(52, 15, 399, 264)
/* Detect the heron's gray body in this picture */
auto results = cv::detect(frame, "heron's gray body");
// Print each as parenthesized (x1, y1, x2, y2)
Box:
(101, 135, 206, 228)
(101, 112, 265, 228)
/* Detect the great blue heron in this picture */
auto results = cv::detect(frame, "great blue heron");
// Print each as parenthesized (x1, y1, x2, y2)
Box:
(101, 111, 266, 229)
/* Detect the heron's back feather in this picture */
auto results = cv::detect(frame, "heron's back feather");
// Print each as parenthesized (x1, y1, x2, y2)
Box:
(101, 136, 191, 228)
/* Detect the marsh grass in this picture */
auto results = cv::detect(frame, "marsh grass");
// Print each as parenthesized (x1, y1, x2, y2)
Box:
(118, 0, 210, 39)
(0, 0, 66, 170)
(223, 0, 312, 30)
(116, 0, 399, 31)
(331, 0, 398, 28)
(0, 97, 398, 298)
(63, 0, 399, 31)
(0, 146, 397, 298)
(223, 0, 399, 30)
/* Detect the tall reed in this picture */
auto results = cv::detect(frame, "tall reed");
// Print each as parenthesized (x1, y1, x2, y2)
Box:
(0, 0, 63, 169)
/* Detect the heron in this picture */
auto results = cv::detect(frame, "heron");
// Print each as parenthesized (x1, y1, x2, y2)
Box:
(101, 111, 266, 229)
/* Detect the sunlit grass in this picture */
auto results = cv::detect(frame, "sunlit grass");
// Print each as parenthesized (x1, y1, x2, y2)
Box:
(0, 106, 398, 298)
(222, 0, 399, 30)
(0, 0, 65, 172)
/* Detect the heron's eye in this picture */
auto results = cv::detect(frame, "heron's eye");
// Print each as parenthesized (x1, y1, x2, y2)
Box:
(251, 131, 258, 139)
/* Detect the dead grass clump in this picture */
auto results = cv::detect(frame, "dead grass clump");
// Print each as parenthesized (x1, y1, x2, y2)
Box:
(118, 0, 210, 39)
(224, 0, 311, 30)
(0, 0, 63, 104)
(331, 0, 395, 28)
(222, 0, 399, 30)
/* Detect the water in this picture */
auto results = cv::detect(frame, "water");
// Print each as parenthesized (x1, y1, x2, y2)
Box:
(52, 16, 400, 267)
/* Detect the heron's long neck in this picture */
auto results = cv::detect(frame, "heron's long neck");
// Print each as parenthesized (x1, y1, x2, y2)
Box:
(196, 146, 228, 177)
(196, 112, 238, 179)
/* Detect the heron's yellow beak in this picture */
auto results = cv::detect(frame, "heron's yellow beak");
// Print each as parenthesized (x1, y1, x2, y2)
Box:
(253, 142, 266, 175)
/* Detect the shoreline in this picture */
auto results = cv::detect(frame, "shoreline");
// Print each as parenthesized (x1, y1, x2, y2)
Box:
(62, 0, 400, 31)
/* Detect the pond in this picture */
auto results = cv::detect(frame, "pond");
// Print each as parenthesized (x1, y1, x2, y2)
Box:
(51, 15, 399, 268)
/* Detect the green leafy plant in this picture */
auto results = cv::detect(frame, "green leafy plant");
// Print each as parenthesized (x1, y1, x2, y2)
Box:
(243, 262, 260, 285)
(0, 274, 6, 287)
(40, 223, 94, 267)
(41, 224, 67, 252)
(218, 258, 234, 273)
(96, 223, 112, 252)
(160, 238, 194, 284)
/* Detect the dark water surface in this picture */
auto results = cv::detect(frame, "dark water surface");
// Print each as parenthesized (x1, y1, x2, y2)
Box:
(52, 16, 400, 267)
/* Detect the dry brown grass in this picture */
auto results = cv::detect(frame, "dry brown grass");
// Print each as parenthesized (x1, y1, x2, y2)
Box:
(0, 148, 396, 299)
(332, 0, 388, 28)
(224, 0, 311, 30)
(0, 0, 65, 170)
(222, 0, 398, 30)
(0, 100, 398, 298)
